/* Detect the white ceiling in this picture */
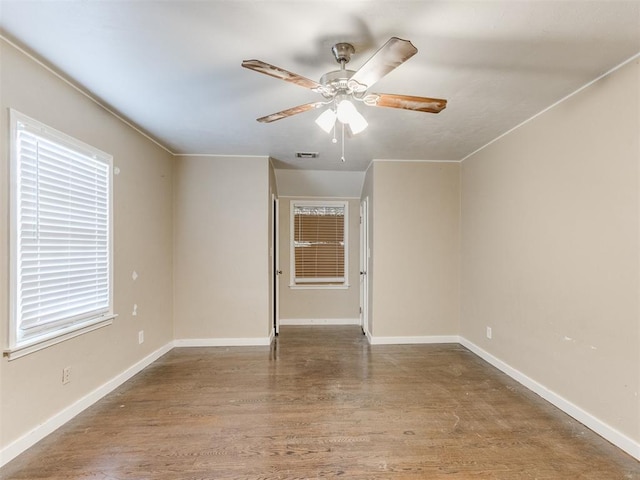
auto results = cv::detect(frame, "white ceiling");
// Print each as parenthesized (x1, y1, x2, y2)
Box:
(1, 1, 639, 171)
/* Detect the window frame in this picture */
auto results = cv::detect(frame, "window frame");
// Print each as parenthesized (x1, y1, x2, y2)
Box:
(6, 109, 116, 360)
(289, 200, 349, 290)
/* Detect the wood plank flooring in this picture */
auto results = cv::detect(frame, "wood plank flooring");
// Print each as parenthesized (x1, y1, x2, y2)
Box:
(2, 326, 639, 479)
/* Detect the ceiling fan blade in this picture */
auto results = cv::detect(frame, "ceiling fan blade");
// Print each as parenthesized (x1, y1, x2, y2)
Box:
(257, 102, 325, 123)
(242, 59, 326, 93)
(347, 37, 418, 93)
(363, 93, 447, 113)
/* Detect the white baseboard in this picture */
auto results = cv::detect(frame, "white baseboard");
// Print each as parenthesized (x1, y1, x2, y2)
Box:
(173, 336, 272, 347)
(459, 337, 640, 461)
(279, 318, 360, 326)
(369, 335, 460, 345)
(0, 342, 174, 468)
(364, 329, 373, 344)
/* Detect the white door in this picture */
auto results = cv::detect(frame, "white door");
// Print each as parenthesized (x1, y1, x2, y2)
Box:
(359, 198, 369, 336)
(273, 197, 281, 335)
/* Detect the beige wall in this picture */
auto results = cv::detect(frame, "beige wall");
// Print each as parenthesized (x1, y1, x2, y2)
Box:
(173, 155, 271, 340)
(370, 161, 461, 338)
(461, 59, 640, 442)
(0, 40, 174, 449)
(278, 198, 360, 322)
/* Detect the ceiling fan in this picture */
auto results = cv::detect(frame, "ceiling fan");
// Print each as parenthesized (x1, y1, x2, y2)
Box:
(242, 37, 447, 136)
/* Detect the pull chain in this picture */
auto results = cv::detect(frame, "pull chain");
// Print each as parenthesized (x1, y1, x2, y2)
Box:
(340, 123, 346, 162)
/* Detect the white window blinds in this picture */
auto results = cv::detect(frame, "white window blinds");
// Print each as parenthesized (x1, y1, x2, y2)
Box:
(293, 204, 346, 284)
(10, 111, 112, 351)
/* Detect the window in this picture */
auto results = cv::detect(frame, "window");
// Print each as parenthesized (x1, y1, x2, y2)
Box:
(7, 110, 114, 359)
(290, 201, 348, 288)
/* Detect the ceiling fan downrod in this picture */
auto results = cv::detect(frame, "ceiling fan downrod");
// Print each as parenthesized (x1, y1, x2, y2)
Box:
(319, 42, 357, 97)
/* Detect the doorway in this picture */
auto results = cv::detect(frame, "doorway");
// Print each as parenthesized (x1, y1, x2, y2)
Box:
(359, 197, 370, 337)
(273, 195, 280, 336)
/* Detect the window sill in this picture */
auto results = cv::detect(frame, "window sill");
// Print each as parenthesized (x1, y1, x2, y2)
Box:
(4, 314, 117, 361)
(289, 284, 350, 290)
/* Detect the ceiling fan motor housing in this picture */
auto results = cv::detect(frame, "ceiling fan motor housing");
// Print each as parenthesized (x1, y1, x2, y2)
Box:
(319, 69, 356, 97)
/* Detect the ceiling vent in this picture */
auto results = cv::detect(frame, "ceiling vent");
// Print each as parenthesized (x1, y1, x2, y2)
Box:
(296, 152, 319, 159)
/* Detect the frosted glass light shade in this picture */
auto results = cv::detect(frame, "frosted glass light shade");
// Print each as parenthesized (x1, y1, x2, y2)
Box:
(337, 99, 368, 134)
(315, 109, 336, 133)
(348, 110, 368, 134)
(336, 99, 357, 123)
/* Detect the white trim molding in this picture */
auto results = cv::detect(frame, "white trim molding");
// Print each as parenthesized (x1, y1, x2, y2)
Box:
(460, 52, 640, 163)
(173, 154, 269, 159)
(173, 337, 272, 347)
(278, 195, 361, 200)
(4, 316, 115, 361)
(372, 158, 460, 164)
(0, 35, 173, 155)
(288, 284, 350, 290)
(368, 335, 460, 345)
(279, 318, 360, 326)
(459, 337, 640, 461)
(0, 342, 174, 468)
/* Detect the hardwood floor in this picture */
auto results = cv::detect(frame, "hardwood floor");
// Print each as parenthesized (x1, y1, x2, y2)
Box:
(2, 326, 639, 479)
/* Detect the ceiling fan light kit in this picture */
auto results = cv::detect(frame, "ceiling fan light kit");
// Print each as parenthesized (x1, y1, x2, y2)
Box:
(242, 37, 447, 161)
(336, 99, 368, 134)
(315, 108, 337, 133)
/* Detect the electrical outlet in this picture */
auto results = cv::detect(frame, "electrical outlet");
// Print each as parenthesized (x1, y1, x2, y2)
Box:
(486, 326, 492, 339)
(62, 366, 71, 384)
(138, 330, 144, 344)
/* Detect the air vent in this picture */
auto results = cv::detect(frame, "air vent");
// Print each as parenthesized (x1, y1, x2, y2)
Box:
(296, 152, 319, 159)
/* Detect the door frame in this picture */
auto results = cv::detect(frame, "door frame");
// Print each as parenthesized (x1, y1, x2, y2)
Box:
(273, 195, 280, 336)
(359, 197, 370, 337)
